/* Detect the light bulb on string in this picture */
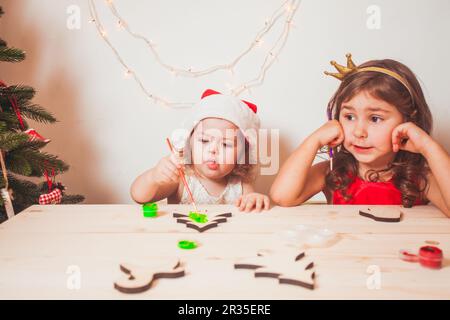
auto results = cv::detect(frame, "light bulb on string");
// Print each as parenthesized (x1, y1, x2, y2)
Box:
(285, 3, 295, 12)
(255, 39, 265, 48)
(123, 69, 132, 79)
(88, 0, 301, 108)
(116, 20, 125, 30)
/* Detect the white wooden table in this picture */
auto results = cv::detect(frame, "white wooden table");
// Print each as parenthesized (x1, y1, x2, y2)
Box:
(0, 204, 449, 299)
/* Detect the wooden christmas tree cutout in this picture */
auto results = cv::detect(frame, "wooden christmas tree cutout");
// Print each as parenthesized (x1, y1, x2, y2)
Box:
(359, 206, 403, 223)
(173, 212, 232, 232)
(114, 258, 185, 294)
(234, 251, 316, 290)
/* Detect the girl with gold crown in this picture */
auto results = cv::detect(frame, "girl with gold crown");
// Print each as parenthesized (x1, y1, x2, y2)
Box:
(270, 54, 450, 217)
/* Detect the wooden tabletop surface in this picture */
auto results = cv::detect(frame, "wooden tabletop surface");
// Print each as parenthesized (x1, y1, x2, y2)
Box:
(0, 204, 449, 299)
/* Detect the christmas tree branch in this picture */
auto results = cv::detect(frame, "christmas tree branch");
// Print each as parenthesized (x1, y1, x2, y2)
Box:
(0, 112, 30, 131)
(0, 132, 29, 151)
(0, 174, 39, 207)
(0, 85, 35, 103)
(6, 149, 69, 176)
(4, 153, 32, 176)
(0, 47, 25, 62)
(0, 110, 21, 124)
(13, 139, 48, 151)
(19, 103, 57, 123)
(61, 195, 85, 204)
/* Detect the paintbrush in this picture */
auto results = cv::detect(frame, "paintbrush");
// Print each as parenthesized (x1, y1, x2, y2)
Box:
(166, 138, 199, 213)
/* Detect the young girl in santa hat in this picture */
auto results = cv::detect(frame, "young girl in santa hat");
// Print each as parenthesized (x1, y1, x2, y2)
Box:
(271, 54, 450, 217)
(131, 89, 269, 212)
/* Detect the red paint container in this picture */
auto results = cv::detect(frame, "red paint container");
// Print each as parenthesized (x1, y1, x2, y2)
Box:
(399, 246, 443, 269)
(418, 246, 443, 269)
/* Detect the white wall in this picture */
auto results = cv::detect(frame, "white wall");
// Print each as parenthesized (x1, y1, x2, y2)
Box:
(1, 0, 449, 203)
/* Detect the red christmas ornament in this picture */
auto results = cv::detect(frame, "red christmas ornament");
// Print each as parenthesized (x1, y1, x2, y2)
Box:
(25, 128, 51, 143)
(39, 166, 65, 205)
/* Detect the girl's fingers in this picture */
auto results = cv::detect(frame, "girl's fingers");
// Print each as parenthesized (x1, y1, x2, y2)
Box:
(392, 128, 400, 150)
(238, 194, 270, 212)
(235, 196, 242, 207)
(255, 197, 263, 212)
(239, 196, 248, 211)
(169, 154, 182, 169)
(338, 131, 345, 144)
(330, 135, 344, 148)
(263, 196, 270, 210)
(333, 122, 345, 146)
(392, 126, 407, 152)
(394, 124, 409, 139)
(392, 139, 399, 152)
(329, 128, 345, 147)
(245, 197, 257, 212)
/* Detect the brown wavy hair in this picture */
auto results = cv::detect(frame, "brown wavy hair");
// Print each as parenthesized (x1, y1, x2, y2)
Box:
(325, 59, 433, 207)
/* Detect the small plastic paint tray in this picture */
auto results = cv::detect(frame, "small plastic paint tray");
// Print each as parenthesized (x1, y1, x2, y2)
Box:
(277, 224, 338, 247)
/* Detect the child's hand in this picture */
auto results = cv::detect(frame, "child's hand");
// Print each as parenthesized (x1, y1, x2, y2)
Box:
(152, 155, 183, 185)
(312, 120, 344, 148)
(392, 122, 433, 154)
(235, 192, 270, 212)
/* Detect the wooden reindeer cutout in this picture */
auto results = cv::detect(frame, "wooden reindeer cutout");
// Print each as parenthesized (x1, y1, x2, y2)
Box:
(114, 258, 185, 294)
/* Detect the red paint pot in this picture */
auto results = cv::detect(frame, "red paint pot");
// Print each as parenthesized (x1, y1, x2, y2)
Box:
(418, 246, 443, 269)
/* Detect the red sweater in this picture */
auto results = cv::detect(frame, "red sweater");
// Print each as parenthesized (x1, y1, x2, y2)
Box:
(332, 175, 424, 205)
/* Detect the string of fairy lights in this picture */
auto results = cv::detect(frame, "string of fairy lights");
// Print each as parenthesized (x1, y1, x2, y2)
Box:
(88, 0, 301, 108)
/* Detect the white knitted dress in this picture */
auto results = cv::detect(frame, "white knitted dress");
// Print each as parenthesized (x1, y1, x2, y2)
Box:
(180, 174, 242, 205)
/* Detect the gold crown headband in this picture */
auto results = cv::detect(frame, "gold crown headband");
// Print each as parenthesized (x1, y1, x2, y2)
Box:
(324, 53, 414, 99)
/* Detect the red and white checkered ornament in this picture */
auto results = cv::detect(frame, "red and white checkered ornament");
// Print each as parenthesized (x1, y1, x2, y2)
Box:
(40, 168, 65, 205)
(39, 188, 62, 205)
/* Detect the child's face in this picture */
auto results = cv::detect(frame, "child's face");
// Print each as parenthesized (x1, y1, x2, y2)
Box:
(338, 90, 404, 168)
(189, 118, 239, 180)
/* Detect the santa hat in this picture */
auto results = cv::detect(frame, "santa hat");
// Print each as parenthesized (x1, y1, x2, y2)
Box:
(174, 89, 261, 164)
